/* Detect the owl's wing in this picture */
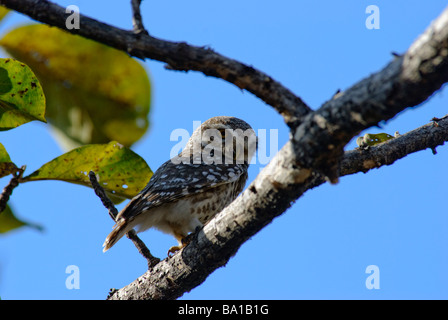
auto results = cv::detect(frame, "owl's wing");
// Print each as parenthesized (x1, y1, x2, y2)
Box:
(116, 159, 247, 221)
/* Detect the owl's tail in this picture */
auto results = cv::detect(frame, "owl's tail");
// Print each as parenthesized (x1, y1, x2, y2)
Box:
(103, 219, 130, 252)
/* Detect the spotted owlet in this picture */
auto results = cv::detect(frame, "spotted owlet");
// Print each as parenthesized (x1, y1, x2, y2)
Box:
(103, 116, 256, 255)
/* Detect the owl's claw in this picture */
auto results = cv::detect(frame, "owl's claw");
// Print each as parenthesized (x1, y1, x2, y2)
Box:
(167, 245, 183, 257)
(167, 238, 190, 257)
(167, 227, 202, 257)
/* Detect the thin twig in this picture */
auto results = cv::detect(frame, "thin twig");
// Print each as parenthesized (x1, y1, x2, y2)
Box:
(88, 171, 118, 220)
(0, 166, 25, 214)
(130, 0, 148, 35)
(88, 171, 160, 269)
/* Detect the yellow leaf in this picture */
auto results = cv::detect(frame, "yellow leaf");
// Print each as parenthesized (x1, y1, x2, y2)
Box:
(0, 58, 46, 130)
(0, 204, 43, 234)
(0, 142, 18, 178)
(22, 141, 152, 203)
(0, 24, 151, 149)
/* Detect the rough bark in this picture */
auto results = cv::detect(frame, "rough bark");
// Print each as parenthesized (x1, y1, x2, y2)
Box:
(292, 9, 448, 182)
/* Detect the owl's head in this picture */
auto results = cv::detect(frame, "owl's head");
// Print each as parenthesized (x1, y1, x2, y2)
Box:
(182, 116, 257, 165)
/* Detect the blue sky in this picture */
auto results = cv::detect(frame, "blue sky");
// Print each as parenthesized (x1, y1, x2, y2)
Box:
(1, 0, 448, 299)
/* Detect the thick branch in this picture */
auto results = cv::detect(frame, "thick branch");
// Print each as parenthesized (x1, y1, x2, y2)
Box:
(88, 171, 160, 269)
(0, 0, 312, 126)
(291, 8, 448, 182)
(0, 166, 25, 213)
(108, 116, 448, 300)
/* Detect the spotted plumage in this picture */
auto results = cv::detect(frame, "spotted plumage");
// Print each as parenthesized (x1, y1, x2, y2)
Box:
(103, 116, 256, 255)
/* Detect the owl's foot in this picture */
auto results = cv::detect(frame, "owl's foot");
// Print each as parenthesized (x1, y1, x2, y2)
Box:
(167, 244, 184, 257)
(167, 227, 202, 257)
(167, 236, 191, 256)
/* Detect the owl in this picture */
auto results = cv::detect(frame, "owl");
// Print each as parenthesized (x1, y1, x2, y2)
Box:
(103, 116, 257, 255)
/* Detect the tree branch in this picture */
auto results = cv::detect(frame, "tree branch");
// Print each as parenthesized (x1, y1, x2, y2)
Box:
(0, 0, 312, 127)
(340, 117, 448, 176)
(0, 166, 25, 213)
(108, 116, 448, 300)
(130, 0, 147, 35)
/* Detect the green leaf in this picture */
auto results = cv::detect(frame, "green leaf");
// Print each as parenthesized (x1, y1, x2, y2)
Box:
(356, 133, 395, 148)
(0, 204, 43, 234)
(0, 142, 18, 178)
(22, 141, 152, 202)
(0, 58, 46, 130)
(0, 24, 151, 149)
(0, 6, 10, 24)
